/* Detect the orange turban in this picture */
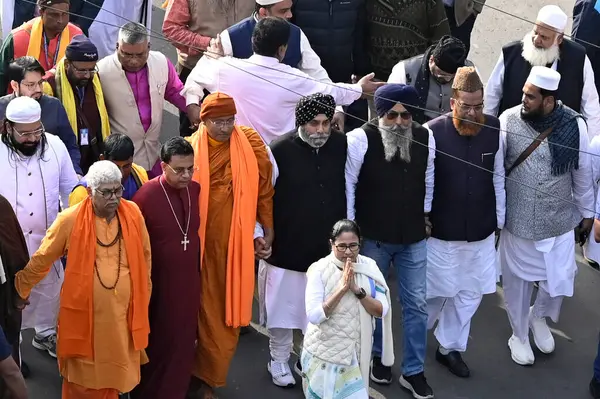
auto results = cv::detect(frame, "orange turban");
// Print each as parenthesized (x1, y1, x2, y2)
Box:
(200, 92, 237, 121)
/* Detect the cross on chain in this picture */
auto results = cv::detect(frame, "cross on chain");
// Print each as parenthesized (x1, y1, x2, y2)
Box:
(181, 234, 190, 251)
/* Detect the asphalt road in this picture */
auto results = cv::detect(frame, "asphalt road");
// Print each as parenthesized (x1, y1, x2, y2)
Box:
(8, 0, 600, 398)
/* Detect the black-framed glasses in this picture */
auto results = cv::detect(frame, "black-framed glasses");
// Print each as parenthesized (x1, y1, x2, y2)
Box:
(95, 185, 124, 199)
(386, 110, 412, 121)
(167, 164, 197, 176)
(334, 243, 360, 252)
(12, 123, 45, 139)
(455, 100, 484, 113)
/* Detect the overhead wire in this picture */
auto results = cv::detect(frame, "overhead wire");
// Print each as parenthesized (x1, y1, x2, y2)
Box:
(14, 0, 600, 215)
(20, 0, 600, 159)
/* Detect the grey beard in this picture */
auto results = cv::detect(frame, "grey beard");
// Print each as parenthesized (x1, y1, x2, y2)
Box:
(379, 121, 412, 163)
(298, 126, 330, 148)
(521, 31, 560, 66)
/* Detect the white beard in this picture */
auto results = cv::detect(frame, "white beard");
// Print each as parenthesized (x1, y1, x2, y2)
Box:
(378, 120, 412, 163)
(521, 31, 560, 66)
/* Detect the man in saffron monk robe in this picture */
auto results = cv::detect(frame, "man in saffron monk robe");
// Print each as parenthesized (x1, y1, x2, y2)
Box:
(14, 160, 152, 398)
(188, 92, 274, 398)
(130, 137, 201, 399)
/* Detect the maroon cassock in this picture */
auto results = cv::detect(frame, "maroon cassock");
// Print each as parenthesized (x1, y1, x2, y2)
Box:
(130, 176, 201, 399)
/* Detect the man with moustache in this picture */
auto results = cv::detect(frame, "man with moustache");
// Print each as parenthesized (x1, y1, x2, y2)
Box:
(44, 35, 111, 174)
(255, 94, 347, 387)
(485, 5, 600, 138)
(0, 96, 78, 367)
(389, 35, 470, 124)
(346, 84, 435, 398)
(497, 67, 594, 366)
(0, 56, 81, 175)
(423, 67, 505, 378)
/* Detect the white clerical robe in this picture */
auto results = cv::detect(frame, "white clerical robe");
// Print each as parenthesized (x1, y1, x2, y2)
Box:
(0, 134, 78, 331)
(422, 126, 506, 298)
(498, 115, 594, 297)
(182, 54, 362, 144)
(484, 51, 600, 138)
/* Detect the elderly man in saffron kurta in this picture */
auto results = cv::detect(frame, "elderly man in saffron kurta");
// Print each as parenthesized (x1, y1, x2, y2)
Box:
(0, 0, 83, 95)
(98, 21, 187, 174)
(14, 160, 152, 398)
(188, 92, 274, 398)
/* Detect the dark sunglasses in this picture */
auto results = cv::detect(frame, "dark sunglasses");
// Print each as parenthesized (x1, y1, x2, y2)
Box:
(386, 111, 412, 120)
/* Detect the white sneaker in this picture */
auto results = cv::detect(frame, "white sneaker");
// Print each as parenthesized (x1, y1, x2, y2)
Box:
(268, 360, 296, 387)
(508, 335, 535, 365)
(528, 306, 555, 354)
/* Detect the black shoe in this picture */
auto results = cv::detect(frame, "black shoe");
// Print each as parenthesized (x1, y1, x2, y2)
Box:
(370, 356, 392, 385)
(399, 372, 434, 399)
(590, 377, 600, 398)
(20, 361, 30, 379)
(293, 359, 302, 377)
(435, 348, 470, 378)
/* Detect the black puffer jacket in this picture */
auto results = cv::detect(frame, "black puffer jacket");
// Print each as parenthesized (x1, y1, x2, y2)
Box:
(292, 0, 369, 83)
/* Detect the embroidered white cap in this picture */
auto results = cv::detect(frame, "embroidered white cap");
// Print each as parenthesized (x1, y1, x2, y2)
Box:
(536, 5, 568, 32)
(527, 66, 561, 91)
(256, 0, 283, 5)
(6, 96, 41, 124)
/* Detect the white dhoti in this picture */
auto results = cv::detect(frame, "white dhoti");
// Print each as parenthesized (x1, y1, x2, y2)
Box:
(426, 233, 497, 352)
(498, 229, 576, 341)
(258, 261, 308, 362)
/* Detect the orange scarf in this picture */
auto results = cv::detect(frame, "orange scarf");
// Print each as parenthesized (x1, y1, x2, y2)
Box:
(190, 125, 259, 327)
(58, 198, 150, 359)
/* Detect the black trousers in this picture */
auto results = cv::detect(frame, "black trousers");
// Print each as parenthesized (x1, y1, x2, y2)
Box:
(444, 5, 477, 57)
(177, 64, 195, 137)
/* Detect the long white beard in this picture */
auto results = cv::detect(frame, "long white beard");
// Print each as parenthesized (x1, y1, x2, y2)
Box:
(521, 31, 560, 66)
(378, 120, 412, 163)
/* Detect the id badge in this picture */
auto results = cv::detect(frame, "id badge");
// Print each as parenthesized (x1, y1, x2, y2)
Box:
(80, 128, 89, 146)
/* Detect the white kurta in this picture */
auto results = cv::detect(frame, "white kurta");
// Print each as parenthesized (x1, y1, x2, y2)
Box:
(0, 134, 78, 331)
(584, 135, 600, 262)
(484, 50, 600, 138)
(498, 115, 595, 297)
(422, 126, 506, 298)
(182, 54, 362, 144)
(344, 127, 436, 220)
(87, 0, 153, 59)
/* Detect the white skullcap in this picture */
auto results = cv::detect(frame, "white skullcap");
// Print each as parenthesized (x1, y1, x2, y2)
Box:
(527, 66, 561, 91)
(536, 5, 568, 32)
(256, 0, 282, 5)
(5, 96, 41, 124)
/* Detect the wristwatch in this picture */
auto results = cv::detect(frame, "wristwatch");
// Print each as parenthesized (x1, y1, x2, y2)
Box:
(355, 288, 367, 300)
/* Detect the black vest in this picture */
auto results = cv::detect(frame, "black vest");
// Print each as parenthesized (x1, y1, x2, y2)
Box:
(267, 131, 347, 273)
(428, 114, 499, 242)
(500, 39, 586, 114)
(355, 122, 429, 245)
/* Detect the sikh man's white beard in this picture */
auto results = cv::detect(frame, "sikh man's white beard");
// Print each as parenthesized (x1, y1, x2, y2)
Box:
(521, 32, 560, 66)
(378, 120, 412, 163)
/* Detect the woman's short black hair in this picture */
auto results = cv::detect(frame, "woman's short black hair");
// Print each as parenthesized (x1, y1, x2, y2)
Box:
(330, 219, 362, 242)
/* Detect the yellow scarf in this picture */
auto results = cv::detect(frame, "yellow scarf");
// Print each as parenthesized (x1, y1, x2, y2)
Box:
(26, 17, 69, 67)
(45, 59, 111, 142)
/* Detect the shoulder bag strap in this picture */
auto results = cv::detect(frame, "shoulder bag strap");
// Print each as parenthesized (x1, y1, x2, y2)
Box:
(505, 126, 553, 177)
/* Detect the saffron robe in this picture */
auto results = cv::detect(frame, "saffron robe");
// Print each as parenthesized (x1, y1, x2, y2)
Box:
(192, 128, 274, 387)
(130, 176, 201, 399)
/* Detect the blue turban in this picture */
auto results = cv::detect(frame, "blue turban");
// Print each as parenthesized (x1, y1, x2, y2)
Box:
(65, 35, 99, 62)
(374, 84, 420, 117)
